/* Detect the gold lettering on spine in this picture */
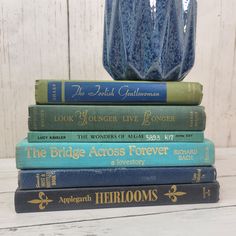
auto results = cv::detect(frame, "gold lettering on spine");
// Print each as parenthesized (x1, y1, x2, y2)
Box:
(51, 175, 57, 186)
(36, 174, 40, 188)
(76, 110, 88, 126)
(51, 83, 57, 101)
(174, 149, 197, 161)
(95, 189, 158, 205)
(113, 191, 121, 204)
(121, 191, 125, 202)
(129, 145, 168, 156)
(142, 111, 152, 126)
(194, 111, 200, 128)
(152, 189, 158, 201)
(40, 109, 45, 128)
(54, 115, 74, 123)
(126, 191, 134, 203)
(59, 195, 92, 204)
(50, 146, 85, 159)
(122, 115, 139, 123)
(35, 172, 56, 188)
(89, 147, 125, 157)
(203, 187, 211, 199)
(95, 192, 102, 204)
(192, 169, 203, 183)
(189, 111, 200, 128)
(142, 111, 176, 126)
(133, 191, 142, 202)
(27, 147, 46, 159)
(75, 110, 118, 127)
(104, 192, 110, 204)
(189, 111, 194, 128)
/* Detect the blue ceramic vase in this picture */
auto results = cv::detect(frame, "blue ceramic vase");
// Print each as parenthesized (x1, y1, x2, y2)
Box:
(103, 0, 197, 81)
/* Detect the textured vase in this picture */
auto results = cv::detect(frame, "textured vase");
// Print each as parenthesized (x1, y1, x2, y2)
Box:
(103, 0, 197, 81)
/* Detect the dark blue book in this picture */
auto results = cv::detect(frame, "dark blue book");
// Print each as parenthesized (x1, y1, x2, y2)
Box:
(15, 182, 220, 213)
(18, 167, 216, 190)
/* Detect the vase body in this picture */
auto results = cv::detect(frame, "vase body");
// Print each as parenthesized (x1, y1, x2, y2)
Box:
(103, 0, 197, 81)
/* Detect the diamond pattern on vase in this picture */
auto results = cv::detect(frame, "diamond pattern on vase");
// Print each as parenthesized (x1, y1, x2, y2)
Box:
(103, 0, 197, 81)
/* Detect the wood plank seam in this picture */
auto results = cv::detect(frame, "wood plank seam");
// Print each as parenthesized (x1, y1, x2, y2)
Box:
(67, 0, 71, 80)
(0, 205, 236, 231)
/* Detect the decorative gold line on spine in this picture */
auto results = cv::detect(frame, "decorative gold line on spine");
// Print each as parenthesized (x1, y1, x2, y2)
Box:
(62, 81, 65, 103)
(204, 146, 210, 162)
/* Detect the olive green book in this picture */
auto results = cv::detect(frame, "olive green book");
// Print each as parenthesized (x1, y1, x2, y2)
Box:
(35, 80, 203, 105)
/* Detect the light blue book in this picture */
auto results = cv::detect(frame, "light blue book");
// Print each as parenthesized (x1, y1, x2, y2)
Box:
(16, 139, 215, 169)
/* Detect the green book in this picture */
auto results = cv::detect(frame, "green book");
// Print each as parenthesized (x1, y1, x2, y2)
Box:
(27, 131, 204, 143)
(35, 80, 203, 105)
(28, 105, 206, 131)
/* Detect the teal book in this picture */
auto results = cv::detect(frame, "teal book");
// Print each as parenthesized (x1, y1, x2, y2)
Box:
(16, 139, 215, 169)
(27, 131, 204, 143)
(28, 105, 206, 131)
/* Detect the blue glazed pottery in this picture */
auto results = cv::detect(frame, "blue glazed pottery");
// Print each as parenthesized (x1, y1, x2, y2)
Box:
(103, 0, 197, 81)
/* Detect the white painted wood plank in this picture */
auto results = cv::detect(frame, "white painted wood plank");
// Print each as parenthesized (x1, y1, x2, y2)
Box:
(69, 0, 111, 81)
(0, 171, 17, 193)
(2, 206, 234, 236)
(0, 0, 69, 159)
(188, 0, 236, 147)
(215, 148, 236, 177)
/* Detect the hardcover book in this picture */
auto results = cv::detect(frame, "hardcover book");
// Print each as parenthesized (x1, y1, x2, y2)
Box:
(15, 182, 220, 213)
(18, 167, 217, 189)
(28, 105, 206, 131)
(16, 139, 215, 169)
(35, 80, 203, 105)
(27, 131, 204, 143)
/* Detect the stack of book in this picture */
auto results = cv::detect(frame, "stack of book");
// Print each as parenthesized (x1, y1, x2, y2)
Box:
(14, 80, 219, 213)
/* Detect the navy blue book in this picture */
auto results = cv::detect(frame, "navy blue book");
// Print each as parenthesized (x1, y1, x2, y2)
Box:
(18, 167, 217, 190)
(15, 182, 220, 213)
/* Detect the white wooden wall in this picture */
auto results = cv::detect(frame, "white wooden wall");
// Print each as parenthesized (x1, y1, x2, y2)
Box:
(0, 0, 235, 159)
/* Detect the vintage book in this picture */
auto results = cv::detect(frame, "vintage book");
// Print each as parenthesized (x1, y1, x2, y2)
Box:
(28, 105, 206, 131)
(18, 167, 217, 190)
(27, 131, 204, 143)
(35, 80, 203, 105)
(16, 139, 214, 169)
(15, 182, 220, 213)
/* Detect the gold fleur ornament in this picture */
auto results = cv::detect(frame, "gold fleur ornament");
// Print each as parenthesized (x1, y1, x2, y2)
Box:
(164, 185, 187, 203)
(28, 192, 53, 210)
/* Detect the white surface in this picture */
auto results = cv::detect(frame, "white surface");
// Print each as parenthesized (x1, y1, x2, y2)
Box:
(0, 148, 235, 236)
(0, 0, 236, 159)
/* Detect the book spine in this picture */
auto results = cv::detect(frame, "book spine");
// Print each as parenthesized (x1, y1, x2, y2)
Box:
(35, 80, 203, 105)
(16, 139, 215, 169)
(15, 182, 220, 213)
(27, 131, 204, 143)
(28, 105, 206, 131)
(18, 167, 217, 190)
